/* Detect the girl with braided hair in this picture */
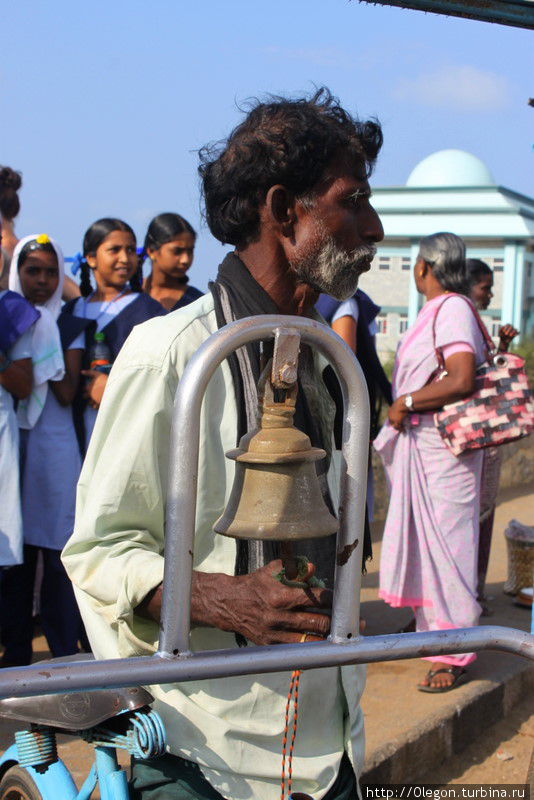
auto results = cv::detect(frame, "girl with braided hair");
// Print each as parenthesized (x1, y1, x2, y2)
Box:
(141, 212, 203, 312)
(58, 218, 165, 452)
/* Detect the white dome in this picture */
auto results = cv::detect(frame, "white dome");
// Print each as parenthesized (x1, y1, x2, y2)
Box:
(406, 149, 494, 188)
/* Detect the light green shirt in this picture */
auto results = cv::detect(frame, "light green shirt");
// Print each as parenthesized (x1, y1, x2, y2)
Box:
(62, 292, 366, 800)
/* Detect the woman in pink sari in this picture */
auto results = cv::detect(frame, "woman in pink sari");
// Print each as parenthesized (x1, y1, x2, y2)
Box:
(374, 232, 486, 692)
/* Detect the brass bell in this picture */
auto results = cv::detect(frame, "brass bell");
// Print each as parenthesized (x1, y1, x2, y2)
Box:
(214, 368, 338, 542)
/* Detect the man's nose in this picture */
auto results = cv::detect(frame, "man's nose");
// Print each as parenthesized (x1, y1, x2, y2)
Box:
(364, 205, 384, 243)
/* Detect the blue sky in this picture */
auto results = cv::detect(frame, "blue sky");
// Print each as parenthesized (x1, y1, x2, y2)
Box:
(3, 0, 533, 289)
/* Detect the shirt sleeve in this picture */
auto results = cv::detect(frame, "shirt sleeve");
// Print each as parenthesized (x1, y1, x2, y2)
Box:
(434, 297, 484, 363)
(9, 328, 32, 360)
(62, 334, 177, 645)
(441, 342, 475, 360)
(68, 332, 85, 350)
(331, 298, 359, 324)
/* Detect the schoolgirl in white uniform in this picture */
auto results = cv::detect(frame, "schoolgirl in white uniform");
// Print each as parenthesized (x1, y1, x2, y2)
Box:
(1, 234, 86, 666)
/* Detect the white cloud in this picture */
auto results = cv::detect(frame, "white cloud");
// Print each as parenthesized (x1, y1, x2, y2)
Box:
(394, 65, 510, 111)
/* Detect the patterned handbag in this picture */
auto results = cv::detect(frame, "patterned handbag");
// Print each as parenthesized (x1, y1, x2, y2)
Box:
(432, 296, 534, 457)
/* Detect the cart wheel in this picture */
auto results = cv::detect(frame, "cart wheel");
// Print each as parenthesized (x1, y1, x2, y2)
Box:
(0, 766, 44, 800)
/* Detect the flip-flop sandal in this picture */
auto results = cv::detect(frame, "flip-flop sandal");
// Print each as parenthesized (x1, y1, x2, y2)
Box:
(417, 667, 468, 693)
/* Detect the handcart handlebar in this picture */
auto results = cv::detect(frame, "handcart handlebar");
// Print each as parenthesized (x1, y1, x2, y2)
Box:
(0, 316, 531, 702)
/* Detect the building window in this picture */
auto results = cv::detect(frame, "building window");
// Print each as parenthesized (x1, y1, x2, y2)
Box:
(379, 257, 390, 270)
(491, 321, 501, 337)
(377, 314, 387, 334)
(399, 314, 408, 334)
(401, 258, 411, 271)
(493, 257, 504, 272)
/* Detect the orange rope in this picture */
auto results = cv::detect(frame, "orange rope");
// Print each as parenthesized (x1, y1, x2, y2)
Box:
(287, 668, 301, 795)
(280, 634, 307, 800)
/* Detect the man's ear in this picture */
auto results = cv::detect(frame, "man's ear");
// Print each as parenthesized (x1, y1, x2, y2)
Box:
(265, 185, 296, 238)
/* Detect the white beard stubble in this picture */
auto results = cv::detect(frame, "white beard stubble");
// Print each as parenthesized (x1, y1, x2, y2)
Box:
(289, 218, 377, 301)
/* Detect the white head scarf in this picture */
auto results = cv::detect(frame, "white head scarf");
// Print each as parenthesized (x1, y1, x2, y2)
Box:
(10, 234, 65, 320)
(9, 234, 66, 428)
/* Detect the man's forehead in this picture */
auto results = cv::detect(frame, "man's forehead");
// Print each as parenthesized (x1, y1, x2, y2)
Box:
(315, 153, 370, 195)
(317, 168, 370, 198)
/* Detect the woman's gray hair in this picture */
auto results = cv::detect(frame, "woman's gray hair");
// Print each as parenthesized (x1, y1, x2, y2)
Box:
(418, 232, 467, 293)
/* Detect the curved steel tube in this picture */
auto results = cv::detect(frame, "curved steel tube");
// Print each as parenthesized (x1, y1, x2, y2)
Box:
(0, 627, 531, 699)
(159, 315, 370, 657)
(0, 315, 531, 704)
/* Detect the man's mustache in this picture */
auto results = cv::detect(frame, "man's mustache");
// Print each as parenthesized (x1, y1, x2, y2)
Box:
(347, 243, 377, 265)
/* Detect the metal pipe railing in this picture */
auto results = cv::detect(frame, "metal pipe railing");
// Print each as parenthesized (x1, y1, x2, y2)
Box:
(0, 627, 531, 699)
(0, 315, 531, 701)
(159, 315, 370, 656)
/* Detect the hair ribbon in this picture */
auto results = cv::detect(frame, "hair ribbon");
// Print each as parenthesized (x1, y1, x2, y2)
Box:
(70, 252, 85, 275)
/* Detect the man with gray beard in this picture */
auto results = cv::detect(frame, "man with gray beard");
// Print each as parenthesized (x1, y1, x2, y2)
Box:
(63, 88, 384, 800)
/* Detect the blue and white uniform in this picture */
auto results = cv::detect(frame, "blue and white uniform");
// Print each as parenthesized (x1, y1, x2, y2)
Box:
(0, 292, 36, 566)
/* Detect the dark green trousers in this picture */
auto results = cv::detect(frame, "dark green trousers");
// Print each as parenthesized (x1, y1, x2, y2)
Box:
(129, 752, 357, 799)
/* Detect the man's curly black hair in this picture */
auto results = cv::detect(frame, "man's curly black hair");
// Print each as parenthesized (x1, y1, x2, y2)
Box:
(198, 87, 383, 247)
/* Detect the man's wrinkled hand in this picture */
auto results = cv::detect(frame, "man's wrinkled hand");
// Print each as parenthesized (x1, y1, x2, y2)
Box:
(192, 559, 332, 645)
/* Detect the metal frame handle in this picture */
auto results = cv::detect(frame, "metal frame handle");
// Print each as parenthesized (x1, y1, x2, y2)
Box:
(159, 315, 370, 656)
(0, 315, 531, 701)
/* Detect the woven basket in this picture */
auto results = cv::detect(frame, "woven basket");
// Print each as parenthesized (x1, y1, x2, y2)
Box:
(503, 535, 534, 595)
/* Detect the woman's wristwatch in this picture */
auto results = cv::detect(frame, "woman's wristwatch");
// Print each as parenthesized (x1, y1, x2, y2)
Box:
(403, 394, 415, 412)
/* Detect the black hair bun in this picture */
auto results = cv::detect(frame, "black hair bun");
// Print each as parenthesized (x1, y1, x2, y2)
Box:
(0, 167, 22, 192)
(0, 166, 22, 220)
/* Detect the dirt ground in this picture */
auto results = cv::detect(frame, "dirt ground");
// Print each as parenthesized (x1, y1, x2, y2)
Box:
(420, 693, 533, 786)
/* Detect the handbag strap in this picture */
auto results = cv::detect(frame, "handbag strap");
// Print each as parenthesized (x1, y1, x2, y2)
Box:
(431, 293, 494, 371)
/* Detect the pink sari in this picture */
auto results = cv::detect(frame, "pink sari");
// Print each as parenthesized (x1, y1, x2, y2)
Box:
(374, 294, 486, 666)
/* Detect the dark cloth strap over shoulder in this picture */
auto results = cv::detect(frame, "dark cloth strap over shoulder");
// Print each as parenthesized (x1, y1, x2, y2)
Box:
(0, 291, 40, 352)
(355, 291, 393, 415)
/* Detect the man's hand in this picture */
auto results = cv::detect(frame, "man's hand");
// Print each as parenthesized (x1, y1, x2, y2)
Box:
(137, 560, 332, 645)
(196, 560, 332, 644)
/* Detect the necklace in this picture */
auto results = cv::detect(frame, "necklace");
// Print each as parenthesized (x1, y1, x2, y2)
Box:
(82, 288, 129, 326)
